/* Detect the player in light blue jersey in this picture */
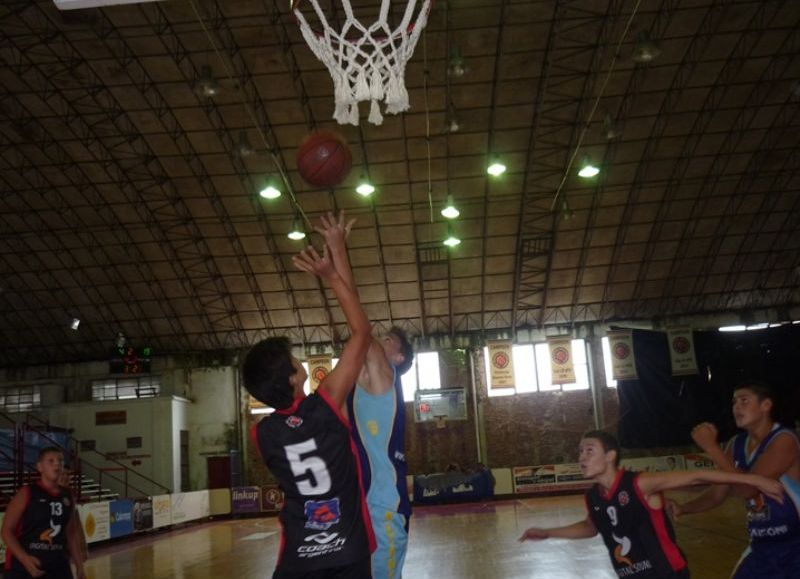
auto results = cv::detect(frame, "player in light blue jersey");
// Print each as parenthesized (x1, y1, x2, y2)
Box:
(669, 381, 800, 579)
(322, 218, 414, 578)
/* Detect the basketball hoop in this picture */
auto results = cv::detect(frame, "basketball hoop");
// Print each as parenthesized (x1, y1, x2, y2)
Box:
(292, 0, 433, 126)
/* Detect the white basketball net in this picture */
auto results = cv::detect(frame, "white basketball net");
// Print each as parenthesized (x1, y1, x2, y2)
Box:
(293, 0, 432, 126)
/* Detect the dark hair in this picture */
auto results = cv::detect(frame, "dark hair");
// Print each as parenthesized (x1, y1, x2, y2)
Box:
(389, 326, 414, 376)
(242, 337, 297, 410)
(734, 380, 777, 420)
(37, 447, 63, 462)
(582, 430, 621, 466)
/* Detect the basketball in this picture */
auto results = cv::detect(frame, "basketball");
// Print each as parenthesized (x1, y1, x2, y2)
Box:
(296, 130, 352, 188)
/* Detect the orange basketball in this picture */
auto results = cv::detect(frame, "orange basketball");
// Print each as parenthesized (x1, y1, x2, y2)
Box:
(296, 130, 352, 188)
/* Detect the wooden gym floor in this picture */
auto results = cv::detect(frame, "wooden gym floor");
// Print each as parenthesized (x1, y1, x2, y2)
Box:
(84, 491, 747, 578)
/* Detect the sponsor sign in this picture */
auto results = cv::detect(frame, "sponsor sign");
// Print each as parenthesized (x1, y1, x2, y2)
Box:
(607, 330, 637, 380)
(667, 327, 698, 376)
(262, 486, 285, 512)
(298, 531, 347, 559)
(307, 354, 332, 393)
(683, 453, 715, 470)
(133, 498, 153, 532)
(171, 490, 210, 524)
(95, 410, 126, 426)
(231, 486, 262, 514)
(548, 337, 575, 385)
(513, 464, 591, 494)
(487, 340, 514, 389)
(78, 501, 110, 544)
(152, 494, 172, 529)
(621, 455, 686, 472)
(109, 499, 134, 539)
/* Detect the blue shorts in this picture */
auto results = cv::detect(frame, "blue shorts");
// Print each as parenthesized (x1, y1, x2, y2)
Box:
(369, 507, 408, 579)
(732, 539, 800, 579)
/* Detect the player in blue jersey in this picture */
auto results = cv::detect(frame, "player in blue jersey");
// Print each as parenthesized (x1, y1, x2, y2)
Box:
(322, 218, 414, 578)
(244, 211, 375, 579)
(519, 431, 783, 579)
(670, 382, 800, 579)
(345, 327, 413, 579)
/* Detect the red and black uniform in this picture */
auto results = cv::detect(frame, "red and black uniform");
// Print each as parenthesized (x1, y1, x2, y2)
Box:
(252, 390, 375, 578)
(5, 482, 74, 579)
(586, 470, 689, 579)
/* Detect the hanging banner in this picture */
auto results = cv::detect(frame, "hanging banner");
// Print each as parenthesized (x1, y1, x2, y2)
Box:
(667, 327, 698, 376)
(307, 354, 333, 393)
(607, 330, 637, 380)
(548, 338, 575, 385)
(487, 340, 514, 389)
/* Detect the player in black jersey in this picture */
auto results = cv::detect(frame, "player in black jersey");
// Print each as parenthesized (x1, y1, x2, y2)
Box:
(519, 431, 783, 579)
(2, 447, 85, 579)
(244, 211, 374, 579)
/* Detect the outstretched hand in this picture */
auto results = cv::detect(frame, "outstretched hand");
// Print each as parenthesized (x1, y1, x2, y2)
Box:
(314, 210, 355, 251)
(518, 527, 549, 542)
(691, 422, 718, 451)
(292, 244, 336, 280)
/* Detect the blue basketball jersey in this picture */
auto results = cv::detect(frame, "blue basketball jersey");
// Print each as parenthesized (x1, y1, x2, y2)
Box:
(347, 366, 411, 523)
(732, 424, 800, 544)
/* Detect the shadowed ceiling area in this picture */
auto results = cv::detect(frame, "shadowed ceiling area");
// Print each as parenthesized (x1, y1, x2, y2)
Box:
(1, 0, 799, 366)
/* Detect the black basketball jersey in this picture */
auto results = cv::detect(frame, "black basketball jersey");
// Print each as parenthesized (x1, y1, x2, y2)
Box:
(5, 482, 73, 575)
(252, 391, 374, 572)
(586, 470, 687, 578)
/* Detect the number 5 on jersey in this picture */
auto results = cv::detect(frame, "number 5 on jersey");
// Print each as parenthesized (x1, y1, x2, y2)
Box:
(285, 439, 331, 495)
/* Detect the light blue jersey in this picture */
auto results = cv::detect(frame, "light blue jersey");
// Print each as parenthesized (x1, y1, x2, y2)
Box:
(348, 367, 410, 579)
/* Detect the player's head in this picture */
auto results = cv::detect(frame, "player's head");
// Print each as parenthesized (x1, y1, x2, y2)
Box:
(37, 447, 64, 480)
(382, 326, 414, 376)
(733, 380, 777, 425)
(579, 430, 620, 477)
(243, 337, 308, 410)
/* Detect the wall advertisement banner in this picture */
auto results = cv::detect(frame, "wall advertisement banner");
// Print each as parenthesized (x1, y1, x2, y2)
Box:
(133, 498, 153, 532)
(307, 354, 332, 393)
(487, 340, 514, 389)
(171, 490, 210, 524)
(79, 501, 110, 544)
(231, 486, 261, 513)
(548, 337, 575, 385)
(109, 499, 134, 539)
(152, 494, 172, 529)
(261, 486, 284, 512)
(667, 327, 699, 376)
(607, 330, 638, 380)
(512, 464, 591, 494)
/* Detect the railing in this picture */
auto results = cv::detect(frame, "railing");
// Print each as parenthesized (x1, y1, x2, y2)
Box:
(23, 412, 171, 497)
(0, 409, 171, 500)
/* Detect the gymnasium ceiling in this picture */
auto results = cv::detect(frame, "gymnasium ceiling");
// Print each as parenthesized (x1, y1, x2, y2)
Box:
(1, 0, 799, 366)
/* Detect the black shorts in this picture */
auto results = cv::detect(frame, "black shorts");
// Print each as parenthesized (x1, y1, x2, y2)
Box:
(5, 568, 74, 579)
(272, 556, 372, 579)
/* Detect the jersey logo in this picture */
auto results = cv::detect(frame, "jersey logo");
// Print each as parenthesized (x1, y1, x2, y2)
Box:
(304, 531, 340, 544)
(746, 495, 770, 522)
(612, 533, 633, 567)
(303, 498, 341, 530)
(285, 415, 303, 428)
(367, 420, 379, 436)
(39, 519, 62, 544)
(618, 491, 630, 506)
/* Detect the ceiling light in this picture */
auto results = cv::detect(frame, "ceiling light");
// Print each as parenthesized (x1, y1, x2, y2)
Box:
(441, 195, 460, 219)
(197, 65, 220, 97)
(443, 224, 461, 247)
(355, 177, 375, 197)
(447, 46, 467, 77)
(603, 114, 620, 140)
(487, 159, 506, 176)
(70, 318, 80, 331)
(259, 183, 281, 199)
(577, 156, 600, 178)
(632, 31, 661, 63)
(236, 131, 254, 157)
(445, 103, 461, 133)
(560, 198, 574, 221)
(288, 217, 306, 240)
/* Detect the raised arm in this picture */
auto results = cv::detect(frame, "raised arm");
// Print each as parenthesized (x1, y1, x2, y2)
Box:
(293, 212, 370, 410)
(519, 517, 598, 542)
(636, 468, 783, 503)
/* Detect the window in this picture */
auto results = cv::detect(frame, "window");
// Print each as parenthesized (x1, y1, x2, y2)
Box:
(92, 376, 160, 400)
(485, 340, 590, 396)
(601, 337, 618, 388)
(400, 352, 441, 402)
(0, 385, 42, 412)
